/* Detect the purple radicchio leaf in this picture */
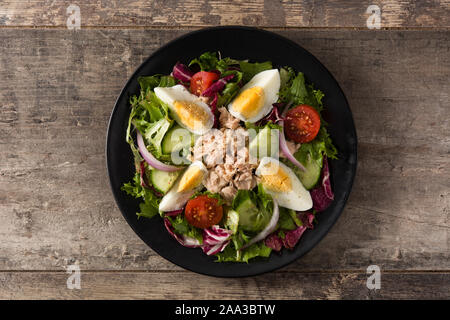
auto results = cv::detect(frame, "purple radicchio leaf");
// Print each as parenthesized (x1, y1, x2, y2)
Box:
(255, 104, 284, 127)
(172, 62, 194, 82)
(282, 211, 314, 249)
(264, 233, 284, 252)
(310, 157, 334, 212)
(163, 218, 201, 248)
(201, 74, 235, 97)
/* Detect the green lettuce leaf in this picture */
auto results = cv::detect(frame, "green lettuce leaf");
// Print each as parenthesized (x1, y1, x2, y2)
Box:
(216, 57, 240, 74)
(121, 173, 160, 219)
(294, 126, 338, 166)
(217, 82, 240, 107)
(239, 61, 272, 82)
(278, 70, 325, 112)
(232, 186, 274, 233)
(137, 189, 160, 219)
(277, 207, 297, 230)
(190, 190, 225, 205)
(167, 215, 203, 243)
(121, 173, 145, 199)
(138, 75, 176, 92)
(143, 118, 172, 157)
(189, 52, 219, 71)
(241, 242, 272, 263)
(215, 241, 272, 263)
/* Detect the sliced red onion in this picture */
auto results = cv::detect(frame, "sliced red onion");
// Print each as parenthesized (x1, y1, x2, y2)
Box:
(164, 218, 201, 248)
(172, 62, 194, 82)
(279, 121, 306, 172)
(164, 208, 184, 217)
(201, 74, 235, 97)
(137, 132, 182, 172)
(241, 200, 279, 250)
(281, 101, 293, 117)
(202, 240, 230, 256)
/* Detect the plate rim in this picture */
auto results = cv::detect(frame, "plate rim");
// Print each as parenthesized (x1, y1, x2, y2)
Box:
(106, 26, 358, 277)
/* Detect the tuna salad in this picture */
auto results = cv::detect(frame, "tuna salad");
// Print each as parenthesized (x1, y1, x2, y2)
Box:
(121, 52, 338, 262)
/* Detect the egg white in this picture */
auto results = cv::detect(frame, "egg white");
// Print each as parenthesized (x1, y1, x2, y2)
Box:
(228, 69, 280, 123)
(154, 85, 214, 135)
(256, 157, 312, 211)
(159, 161, 207, 212)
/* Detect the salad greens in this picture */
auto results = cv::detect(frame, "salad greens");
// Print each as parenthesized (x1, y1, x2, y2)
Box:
(121, 51, 338, 263)
(122, 172, 160, 219)
(166, 215, 204, 244)
(232, 186, 273, 233)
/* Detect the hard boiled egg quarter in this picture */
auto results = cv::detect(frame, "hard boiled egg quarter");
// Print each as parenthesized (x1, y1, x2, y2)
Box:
(154, 85, 214, 135)
(159, 161, 207, 212)
(228, 69, 280, 123)
(256, 157, 312, 211)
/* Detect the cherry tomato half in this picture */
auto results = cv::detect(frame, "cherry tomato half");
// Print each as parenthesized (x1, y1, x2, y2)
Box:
(185, 195, 223, 229)
(284, 105, 321, 143)
(190, 71, 219, 96)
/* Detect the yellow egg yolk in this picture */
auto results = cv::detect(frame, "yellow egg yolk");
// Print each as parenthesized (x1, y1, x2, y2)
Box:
(260, 162, 292, 192)
(231, 86, 265, 119)
(174, 101, 209, 130)
(177, 166, 205, 192)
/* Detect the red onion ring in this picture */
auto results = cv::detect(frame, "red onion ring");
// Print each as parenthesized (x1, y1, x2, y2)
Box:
(136, 132, 183, 172)
(279, 121, 306, 172)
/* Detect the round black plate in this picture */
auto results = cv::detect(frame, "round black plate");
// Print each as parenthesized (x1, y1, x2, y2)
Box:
(106, 26, 357, 277)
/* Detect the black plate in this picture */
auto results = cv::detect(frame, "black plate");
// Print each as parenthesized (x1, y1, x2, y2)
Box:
(106, 26, 357, 277)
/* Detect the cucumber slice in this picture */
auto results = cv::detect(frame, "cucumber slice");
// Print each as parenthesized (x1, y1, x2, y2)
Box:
(162, 125, 194, 154)
(294, 155, 322, 190)
(235, 197, 261, 232)
(148, 169, 181, 194)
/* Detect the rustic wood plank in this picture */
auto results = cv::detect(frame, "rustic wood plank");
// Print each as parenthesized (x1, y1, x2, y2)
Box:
(0, 271, 448, 299)
(0, 0, 449, 28)
(0, 29, 449, 273)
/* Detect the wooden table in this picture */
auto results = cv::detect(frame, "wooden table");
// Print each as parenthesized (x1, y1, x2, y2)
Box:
(0, 1, 449, 300)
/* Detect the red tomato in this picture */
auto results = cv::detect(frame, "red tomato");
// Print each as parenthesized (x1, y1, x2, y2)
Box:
(190, 71, 219, 96)
(185, 195, 223, 229)
(284, 105, 321, 143)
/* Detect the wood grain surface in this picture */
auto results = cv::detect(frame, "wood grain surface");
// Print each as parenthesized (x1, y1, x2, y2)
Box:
(0, 271, 449, 299)
(0, 0, 449, 28)
(0, 0, 449, 300)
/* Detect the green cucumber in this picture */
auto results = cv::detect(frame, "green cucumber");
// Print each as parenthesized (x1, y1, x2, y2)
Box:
(162, 125, 194, 154)
(148, 169, 181, 194)
(294, 155, 321, 190)
(236, 197, 260, 232)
